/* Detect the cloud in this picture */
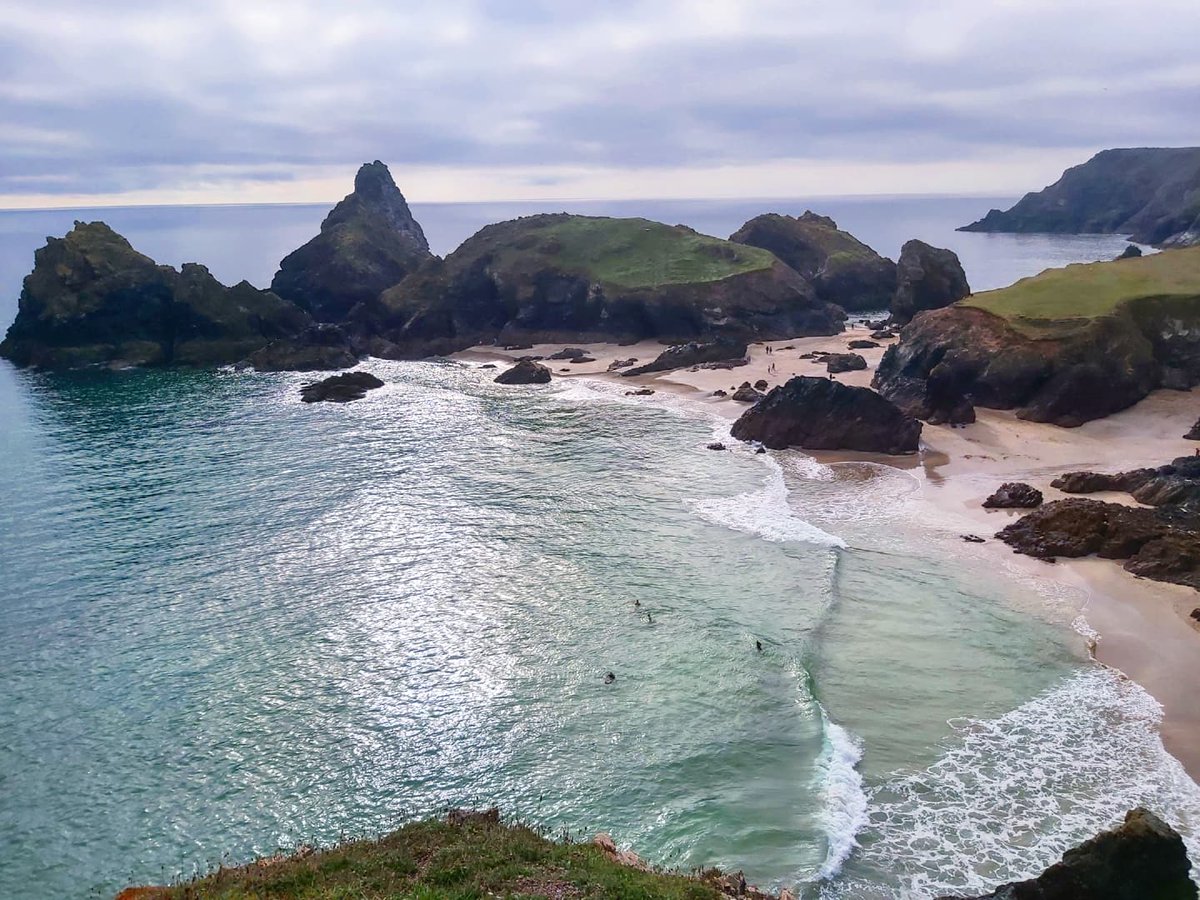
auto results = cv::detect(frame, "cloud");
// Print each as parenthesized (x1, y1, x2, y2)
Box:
(0, 0, 1196, 204)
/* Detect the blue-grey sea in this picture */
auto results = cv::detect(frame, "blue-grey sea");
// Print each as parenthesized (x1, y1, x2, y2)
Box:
(0, 197, 1196, 899)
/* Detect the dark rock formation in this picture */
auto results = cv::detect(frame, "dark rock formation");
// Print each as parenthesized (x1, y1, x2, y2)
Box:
(362, 215, 844, 358)
(608, 357, 637, 371)
(242, 323, 359, 372)
(707, 442, 726, 451)
(731, 385, 764, 402)
(270, 161, 432, 322)
(962, 534, 986, 543)
(622, 339, 748, 376)
(299, 371, 385, 403)
(959, 147, 1200, 248)
(825, 352, 867, 374)
(871, 329, 896, 340)
(730, 376, 922, 454)
(729, 211, 897, 312)
(549, 347, 589, 360)
(1185, 418, 1200, 440)
(494, 358, 551, 384)
(0, 222, 312, 370)
(983, 482, 1044, 508)
(1118, 244, 1144, 260)
(890, 240, 971, 326)
(1053, 457, 1200, 508)
(872, 251, 1200, 427)
(568, 356, 596, 364)
(939, 807, 1197, 900)
(848, 339, 880, 349)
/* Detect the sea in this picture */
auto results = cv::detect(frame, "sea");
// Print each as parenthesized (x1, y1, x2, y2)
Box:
(0, 196, 1196, 899)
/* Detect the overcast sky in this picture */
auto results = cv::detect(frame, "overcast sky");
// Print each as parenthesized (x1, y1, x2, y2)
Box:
(2, 0, 1197, 207)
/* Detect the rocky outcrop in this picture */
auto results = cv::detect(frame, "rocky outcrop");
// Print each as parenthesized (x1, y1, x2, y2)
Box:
(729, 211, 897, 312)
(1185, 418, 1200, 440)
(1052, 457, 1200, 508)
(271, 161, 432, 322)
(0, 222, 312, 370)
(825, 352, 867, 373)
(622, 338, 747, 376)
(359, 214, 845, 358)
(731, 383, 764, 402)
(940, 807, 1197, 900)
(1118, 244, 1144, 260)
(890, 240, 970, 325)
(241, 323, 359, 372)
(848, 339, 880, 349)
(873, 248, 1200, 427)
(494, 358, 551, 384)
(299, 371, 385, 403)
(983, 482, 1044, 508)
(959, 147, 1200, 248)
(730, 376, 922, 454)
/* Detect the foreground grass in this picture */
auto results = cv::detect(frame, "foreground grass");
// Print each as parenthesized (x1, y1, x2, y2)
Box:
(128, 813, 734, 900)
(477, 215, 776, 290)
(963, 245, 1200, 335)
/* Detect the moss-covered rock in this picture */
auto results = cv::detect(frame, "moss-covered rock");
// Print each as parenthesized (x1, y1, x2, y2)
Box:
(730, 211, 897, 312)
(0, 222, 312, 370)
(271, 161, 432, 322)
(355, 214, 844, 358)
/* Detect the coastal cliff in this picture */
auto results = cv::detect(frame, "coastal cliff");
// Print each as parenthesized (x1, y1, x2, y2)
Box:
(874, 247, 1200, 426)
(0, 222, 316, 369)
(352, 213, 846, 358)
(959, 147, 1200, 247)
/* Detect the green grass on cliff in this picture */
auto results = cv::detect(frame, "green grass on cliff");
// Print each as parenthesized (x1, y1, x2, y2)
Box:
(135, 814, 730, 900)
(468, 215, 776, 290)
(963, 245, 1200, 335)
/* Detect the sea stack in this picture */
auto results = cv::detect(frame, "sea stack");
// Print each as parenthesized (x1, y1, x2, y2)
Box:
(271, 161, 433, 323)
(890, 239, 970, 325)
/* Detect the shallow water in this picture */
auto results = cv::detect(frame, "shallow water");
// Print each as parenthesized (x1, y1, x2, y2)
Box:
(0, 199, 1191, 898)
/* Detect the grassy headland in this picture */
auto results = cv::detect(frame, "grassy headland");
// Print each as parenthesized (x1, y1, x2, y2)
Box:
(963, 245, 1200, 336)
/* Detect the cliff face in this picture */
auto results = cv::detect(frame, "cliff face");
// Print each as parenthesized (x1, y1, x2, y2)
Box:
(0, 222, 313, 369)
(959, 147, 1200, 247)
(729, 212, 897, 312)
(353, 214, 846, 358)
(270, 161, 432, 322)
(874, 248, 1200, 426)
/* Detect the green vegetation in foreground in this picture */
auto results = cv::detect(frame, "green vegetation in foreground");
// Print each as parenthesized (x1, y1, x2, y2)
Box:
(135, 813, 735, 900)
(473, 215, 777, 290)
(963, 245, 1200, 336)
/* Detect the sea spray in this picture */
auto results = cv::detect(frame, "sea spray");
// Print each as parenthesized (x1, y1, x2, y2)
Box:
(813, 707, 869, 881)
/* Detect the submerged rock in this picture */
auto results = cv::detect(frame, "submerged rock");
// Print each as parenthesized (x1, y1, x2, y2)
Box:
(983, 482, 1044, 509)
(730, 376, 922, 454)
(494, 358, 552, 385)
(940, 807, 1197, 900)
(890, 239, 970, 325)
(299, 371, 385, 403)
(270, 161, 432, 323)
(0, 221, 311, 370)
(729, 211, 898, 313)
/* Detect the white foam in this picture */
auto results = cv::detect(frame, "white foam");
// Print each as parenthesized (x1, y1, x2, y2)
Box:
(813, 707, 870, 881)
(689, 457, 847, 548)
(823, 666, 1200, 898)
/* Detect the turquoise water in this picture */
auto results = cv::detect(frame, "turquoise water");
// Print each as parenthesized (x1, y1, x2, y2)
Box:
(0, 199, 1193, 898)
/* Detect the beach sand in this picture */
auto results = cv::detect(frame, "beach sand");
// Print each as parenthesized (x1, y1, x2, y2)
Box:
(455, 331, 1200, 775)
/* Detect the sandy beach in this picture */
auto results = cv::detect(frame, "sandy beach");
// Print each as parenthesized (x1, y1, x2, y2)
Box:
(456, 332, 1200, 776)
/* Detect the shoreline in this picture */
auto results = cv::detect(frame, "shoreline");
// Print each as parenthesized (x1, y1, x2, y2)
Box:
(454, 333, 1200, 779)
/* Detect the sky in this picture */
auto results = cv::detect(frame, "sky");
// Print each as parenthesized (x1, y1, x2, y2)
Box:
(1, 0, 1197, 208)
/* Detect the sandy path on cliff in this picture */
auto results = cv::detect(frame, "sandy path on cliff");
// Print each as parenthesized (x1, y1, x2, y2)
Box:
(453, 332, 1200, 776)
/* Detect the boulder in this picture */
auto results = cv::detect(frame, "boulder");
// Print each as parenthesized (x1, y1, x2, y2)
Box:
(712, 389, 728, 397)
(753, 379, 769, 391)
(730, 376, 922, 454)
(623, 338, 748, 376)
(729, 211, 898, 312)
(549, 347, 589, 360)
(996, 498, 1167, 562)
(870, 329, 896, 340)
(731, 384, 765, 402)
(270, 161, 432, 322)
(299, 371, 385, 403)
(1185, 418, 1200, 440)
(706, 442, 726, 451)
(607, 357, 638, 371)
(568, 356, 596, 364)
(1118, 244, 1144, 260)
(826, 352, 868, 374)
(962, 534, 986, 543)
(494, 358, 552, 384)
(890, 239, 971, 325)
(939, 807, 1197, 900)
(0, 222, 312, 370)
(848, 339, 880, 349)
(983, 482, 1044, 509)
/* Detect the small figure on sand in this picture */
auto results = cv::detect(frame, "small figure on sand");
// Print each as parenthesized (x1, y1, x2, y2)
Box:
(765, 345, 772, 355)
(756, 640, 763, 652)
(604, 671, 616, 684)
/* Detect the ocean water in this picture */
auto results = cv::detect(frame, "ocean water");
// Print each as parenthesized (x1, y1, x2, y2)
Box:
(0, 200, 1194, 899)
